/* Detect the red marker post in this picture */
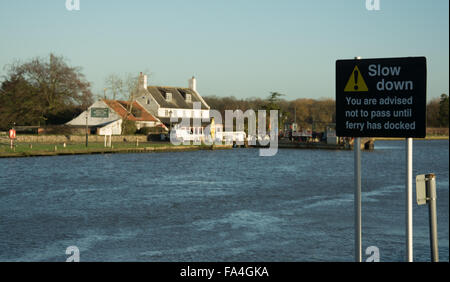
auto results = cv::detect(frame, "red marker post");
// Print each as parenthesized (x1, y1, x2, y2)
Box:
(9, 129, 16, 149)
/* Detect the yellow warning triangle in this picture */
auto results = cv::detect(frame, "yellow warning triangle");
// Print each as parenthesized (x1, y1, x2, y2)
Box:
(344, 66, 368, 92)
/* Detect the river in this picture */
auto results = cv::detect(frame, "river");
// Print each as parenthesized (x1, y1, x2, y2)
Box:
(0, 140, 448, 261)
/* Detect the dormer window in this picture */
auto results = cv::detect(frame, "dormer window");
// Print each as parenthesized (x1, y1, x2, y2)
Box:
(165, 92, 172, 102)
(185, 93, 192, 102)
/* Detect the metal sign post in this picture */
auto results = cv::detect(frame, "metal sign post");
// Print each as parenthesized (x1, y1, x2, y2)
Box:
(416, 173, 439, 262)
(353, 56, 362, 263)
(336, 56, 427, 262)
(355, 137, 362, 262)
(85, 108, 89, 147)
(406, 138, 413, 262)
(426, 174, 439, 262)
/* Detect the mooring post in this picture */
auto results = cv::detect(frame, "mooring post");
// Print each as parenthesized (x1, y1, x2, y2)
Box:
(426, 173, 439, 262)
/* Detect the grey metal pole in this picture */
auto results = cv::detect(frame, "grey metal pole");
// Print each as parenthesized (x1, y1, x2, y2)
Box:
(426, 173, 439, 262)
(406, 138, 413, 261)
(85, 108, 89, 147)
(355, 137, 362, 262)
(354, 56, 362, 263)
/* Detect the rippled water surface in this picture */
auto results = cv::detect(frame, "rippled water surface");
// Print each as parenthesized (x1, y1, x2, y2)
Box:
(0, 140, 448, 261)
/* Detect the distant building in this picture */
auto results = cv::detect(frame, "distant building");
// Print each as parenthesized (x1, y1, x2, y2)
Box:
(135, 73, 210, 132)
(67, 73, 211, 136)
(66, 99, 164, 135)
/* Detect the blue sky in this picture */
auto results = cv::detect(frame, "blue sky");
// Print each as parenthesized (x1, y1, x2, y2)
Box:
(0, 0, 448, 101)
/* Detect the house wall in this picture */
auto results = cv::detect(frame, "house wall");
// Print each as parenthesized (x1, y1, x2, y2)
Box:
(98, 119, 122, 135)
(136, 90, 160, 117)
(158, 108, 210, 119)
(136, 74, 211, 126)
(136, 121, 159, 130)
(66, 100, 121, 126)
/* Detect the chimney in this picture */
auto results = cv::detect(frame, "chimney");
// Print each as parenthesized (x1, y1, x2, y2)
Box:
(139, 72, 147, 89)
(189, 76, 196, 92)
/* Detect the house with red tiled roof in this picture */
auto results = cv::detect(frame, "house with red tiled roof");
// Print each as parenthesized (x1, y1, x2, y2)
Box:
(66, 98, 166, 135)
(68, 72, 212, 136)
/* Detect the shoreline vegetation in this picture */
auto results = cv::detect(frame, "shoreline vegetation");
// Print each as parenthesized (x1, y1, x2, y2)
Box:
(0, 135, 447, 158)
(374, 136, 449, 141)
(0, 142, 233, 158)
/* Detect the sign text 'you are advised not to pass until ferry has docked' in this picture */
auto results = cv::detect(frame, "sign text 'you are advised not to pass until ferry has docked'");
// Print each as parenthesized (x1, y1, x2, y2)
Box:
(335, 57, 427, 138)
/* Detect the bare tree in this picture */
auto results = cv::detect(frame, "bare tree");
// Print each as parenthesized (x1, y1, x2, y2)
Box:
(104, 74, 124, 100)
(104, 71, 150, 134)
(122, 73, 138, 133)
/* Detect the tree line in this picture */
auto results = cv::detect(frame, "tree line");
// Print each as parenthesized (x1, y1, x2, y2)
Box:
(203, 94, 336, 132)
(426, 94, 449, 128)
(0, 54, 93, 130)
(1, 54, 448, 132)
(204, 94, 449, 132)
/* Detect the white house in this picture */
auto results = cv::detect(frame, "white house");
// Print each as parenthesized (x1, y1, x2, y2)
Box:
(135, 73, 210, 132)
(66, 99, 164, 135)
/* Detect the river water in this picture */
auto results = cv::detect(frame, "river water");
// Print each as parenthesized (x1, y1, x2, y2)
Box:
(0, 140, 448, 262)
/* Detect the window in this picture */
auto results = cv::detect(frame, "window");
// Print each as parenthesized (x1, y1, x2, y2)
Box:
(165, 93, 172, 102)
(185, 94, 192, 102)
(146, 98, 150, 105)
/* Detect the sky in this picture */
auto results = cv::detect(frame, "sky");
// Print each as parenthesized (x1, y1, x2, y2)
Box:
(0, 0, 448, 101)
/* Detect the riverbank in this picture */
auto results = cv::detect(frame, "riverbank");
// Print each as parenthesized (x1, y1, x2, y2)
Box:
(374, 136, 449, 141)
(264, 141, 351, 150)
(0, 142, 233, 158)
(1, 135, 447, 158)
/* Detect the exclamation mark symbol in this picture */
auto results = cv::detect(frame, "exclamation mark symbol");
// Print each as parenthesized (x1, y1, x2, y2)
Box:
(354, 69, 359, 90)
